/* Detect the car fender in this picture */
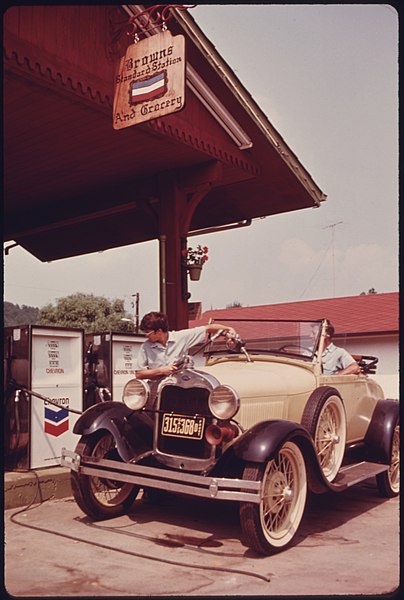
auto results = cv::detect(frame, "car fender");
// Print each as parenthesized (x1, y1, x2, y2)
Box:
(212, 419, 329, 493)
(364, 399, 399, 463)
(231, 419, 313, 462)
(73, 401, 132, 434)
(73, 401, 152, 462)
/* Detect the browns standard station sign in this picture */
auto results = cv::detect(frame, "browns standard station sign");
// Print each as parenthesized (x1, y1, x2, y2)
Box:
(113, 30, 186, 129)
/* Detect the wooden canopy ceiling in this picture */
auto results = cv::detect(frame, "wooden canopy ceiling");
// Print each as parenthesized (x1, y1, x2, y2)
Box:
(3, 4, 326, 263)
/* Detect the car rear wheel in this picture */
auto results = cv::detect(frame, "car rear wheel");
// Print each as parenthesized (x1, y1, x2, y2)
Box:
(71, 430, 140, 520)
(376, 422, 399, 497)
(302, 387, 346, 482)
(239, 440, 307, 555)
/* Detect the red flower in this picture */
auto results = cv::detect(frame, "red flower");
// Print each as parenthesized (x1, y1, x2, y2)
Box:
(185, 244, 209, 265)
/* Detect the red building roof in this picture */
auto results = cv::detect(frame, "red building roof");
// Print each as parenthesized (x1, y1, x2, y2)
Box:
(191, 292, 398, 336)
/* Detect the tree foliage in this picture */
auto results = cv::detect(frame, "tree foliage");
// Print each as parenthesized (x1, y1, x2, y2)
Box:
(4, 301, 40, 327)
(38, 293, 134, 333)
(226, 300, 243, 308)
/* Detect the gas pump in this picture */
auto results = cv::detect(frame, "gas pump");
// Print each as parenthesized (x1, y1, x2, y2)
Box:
(84, 332, 145, 409)
(4, 325, 84, 471)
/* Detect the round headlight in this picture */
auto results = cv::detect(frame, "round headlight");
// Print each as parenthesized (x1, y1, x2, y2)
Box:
(122, 379, 150, 410)
(208, 385, 240, 420)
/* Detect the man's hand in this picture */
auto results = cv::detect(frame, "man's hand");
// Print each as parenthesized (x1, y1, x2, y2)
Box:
(224, 328, 237, 339)
(159, 364, 178, 376)
(135, 364, 177, 380)
(339, 362, 362, 375)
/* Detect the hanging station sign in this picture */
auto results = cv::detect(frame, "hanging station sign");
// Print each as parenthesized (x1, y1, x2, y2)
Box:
(113, 30, 186, 129)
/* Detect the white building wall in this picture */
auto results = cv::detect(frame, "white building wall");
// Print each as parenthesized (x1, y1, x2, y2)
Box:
(339, 334, 399, 398)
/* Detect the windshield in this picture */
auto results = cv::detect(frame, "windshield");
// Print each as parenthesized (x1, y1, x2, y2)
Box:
(207, 319, 323, 360)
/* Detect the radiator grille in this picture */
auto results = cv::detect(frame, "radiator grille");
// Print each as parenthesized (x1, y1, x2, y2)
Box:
(156, 386, 213, 459)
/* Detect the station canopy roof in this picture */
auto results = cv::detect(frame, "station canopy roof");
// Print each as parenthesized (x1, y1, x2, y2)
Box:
(3, 5, 326, 262)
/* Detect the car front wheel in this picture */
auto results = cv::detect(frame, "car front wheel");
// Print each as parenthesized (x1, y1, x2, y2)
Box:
(239, 440, 307, 555)
(302, 387, 346, 482)
(376, 422, 399, 497)
(71, 431, 140, 520)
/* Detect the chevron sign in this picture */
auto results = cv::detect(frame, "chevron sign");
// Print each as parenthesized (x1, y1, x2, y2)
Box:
(44, 402, 69, 437)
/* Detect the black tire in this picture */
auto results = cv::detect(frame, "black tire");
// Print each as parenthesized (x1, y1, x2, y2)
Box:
(376, 421, 399, 497)
(239, 441, 307, 555)
(301, 387, 346, 482)
(71, 430, 140, 520)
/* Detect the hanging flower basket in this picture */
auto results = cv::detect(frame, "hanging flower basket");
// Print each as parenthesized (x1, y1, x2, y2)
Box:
(182, 244, 209, 282)
(188, 264, 203, 281)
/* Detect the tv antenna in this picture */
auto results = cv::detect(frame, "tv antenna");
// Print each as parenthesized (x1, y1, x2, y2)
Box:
(323, 221, 343, 296)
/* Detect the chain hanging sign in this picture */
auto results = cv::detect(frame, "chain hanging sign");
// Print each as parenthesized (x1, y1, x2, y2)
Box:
(113, 28, 186, 129)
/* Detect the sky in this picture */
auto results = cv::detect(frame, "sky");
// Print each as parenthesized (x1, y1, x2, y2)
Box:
(3, 4, 399, 319)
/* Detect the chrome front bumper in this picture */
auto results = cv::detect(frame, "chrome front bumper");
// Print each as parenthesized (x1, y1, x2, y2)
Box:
(61, 448, 261, 504)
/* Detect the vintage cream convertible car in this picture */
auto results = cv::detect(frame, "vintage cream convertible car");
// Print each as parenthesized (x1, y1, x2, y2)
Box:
(61, 318, 399, 555)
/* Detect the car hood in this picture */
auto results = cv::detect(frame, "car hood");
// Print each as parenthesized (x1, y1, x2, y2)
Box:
(199, 358, 316, 398)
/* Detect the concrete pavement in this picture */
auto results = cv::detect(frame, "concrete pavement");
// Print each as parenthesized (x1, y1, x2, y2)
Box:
(4, 476, 400, 597)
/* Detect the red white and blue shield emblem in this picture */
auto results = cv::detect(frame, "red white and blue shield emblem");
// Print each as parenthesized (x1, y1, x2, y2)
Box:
(44, 404, 69, 437)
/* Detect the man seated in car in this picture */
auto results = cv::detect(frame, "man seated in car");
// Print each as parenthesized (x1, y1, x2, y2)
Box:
(322, 323, 361, 375)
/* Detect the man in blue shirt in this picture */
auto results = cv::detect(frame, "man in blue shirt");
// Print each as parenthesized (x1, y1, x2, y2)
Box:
(322, 323, 361, 376)
(135, 311, 236, 381)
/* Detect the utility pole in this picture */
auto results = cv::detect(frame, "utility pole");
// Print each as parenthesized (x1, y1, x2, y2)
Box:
(323, 221, 343, 297)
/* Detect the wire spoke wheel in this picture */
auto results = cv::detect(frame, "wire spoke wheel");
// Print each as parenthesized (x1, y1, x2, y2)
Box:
(71, 431, 140, 520)
(302, 388, 346, 482)
(240, 441, 307, 555)
(377, 423, 400, 497)
(88, 434, 135, 508)
(315, 401, 342, 474)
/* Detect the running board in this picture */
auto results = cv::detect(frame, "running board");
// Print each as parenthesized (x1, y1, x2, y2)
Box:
(331, 461, 388, 491)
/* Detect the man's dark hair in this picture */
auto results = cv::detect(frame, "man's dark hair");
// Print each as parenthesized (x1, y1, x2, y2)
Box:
(140, 311, 169, 333)
(326, 322, 335, 338)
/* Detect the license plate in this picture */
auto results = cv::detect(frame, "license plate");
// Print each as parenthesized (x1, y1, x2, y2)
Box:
(161, 413, 205, 439)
